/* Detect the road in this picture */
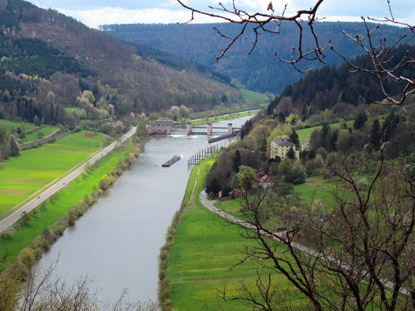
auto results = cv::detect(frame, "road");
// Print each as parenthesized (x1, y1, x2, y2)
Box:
(0, 127, 136, 233)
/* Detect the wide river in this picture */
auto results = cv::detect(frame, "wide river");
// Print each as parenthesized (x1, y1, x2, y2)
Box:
(37, 116, 252, 304)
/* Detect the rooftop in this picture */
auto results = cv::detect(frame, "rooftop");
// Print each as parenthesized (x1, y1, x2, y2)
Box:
(272, 137, 295, 147)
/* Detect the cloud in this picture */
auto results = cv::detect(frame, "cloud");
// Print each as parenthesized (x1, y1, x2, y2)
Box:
(54, 1, 415, 29)
(56, 7, 221, 28)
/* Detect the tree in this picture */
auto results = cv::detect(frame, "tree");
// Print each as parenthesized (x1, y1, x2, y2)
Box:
(382, 111, 399, 141)
(353, 112, 367, 130)
(286, 146, 296, 159)
(224, 151, 415, 310)
(289, 129, 299, 148)
(232, 149, 241, 173)
(176, 1, 415, 309)
(177, 0, 415, 105)
(9, 134, 20, 156)
(0, 260, 159, 311)
(370, 119, 382, 150)
(236, 165, 257, 191)
(0, 123, 6, 146)
(1, 144, 10, 161)
(206, 176, 221, 196)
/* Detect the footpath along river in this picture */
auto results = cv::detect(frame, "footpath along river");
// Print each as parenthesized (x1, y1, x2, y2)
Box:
(36, 115, 252, 304)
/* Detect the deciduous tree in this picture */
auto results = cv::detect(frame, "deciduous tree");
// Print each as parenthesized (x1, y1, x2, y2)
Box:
(9, 134, 20, 156)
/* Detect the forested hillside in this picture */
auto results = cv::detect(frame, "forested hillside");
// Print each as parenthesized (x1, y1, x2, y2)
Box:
(101, 22, 415, 94)
(0, 0, 245, 128)
(267, 44, 415, 121)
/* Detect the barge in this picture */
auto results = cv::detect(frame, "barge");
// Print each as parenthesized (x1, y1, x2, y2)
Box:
(162, 155, 181, 167)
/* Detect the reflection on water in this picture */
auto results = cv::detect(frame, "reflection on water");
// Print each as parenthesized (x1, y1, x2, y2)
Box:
(36, 116, 252, 303)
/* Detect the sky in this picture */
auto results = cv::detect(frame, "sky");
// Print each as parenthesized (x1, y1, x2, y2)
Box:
(29, 0, 415, 29)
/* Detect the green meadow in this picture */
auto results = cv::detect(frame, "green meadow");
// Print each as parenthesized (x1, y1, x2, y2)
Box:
(297, 120, 354, 142)
(168, 160, 304, 310)
(20, 126, 58, 144)
(192, 109, 260, 126)
(0, 119, 38, 134)
(293, 177, 336, 211)
(0, 131, 106, 216)
(240, 88, 269, 103)
(0, 119, 59, 144)
(0, 142, 135, 272)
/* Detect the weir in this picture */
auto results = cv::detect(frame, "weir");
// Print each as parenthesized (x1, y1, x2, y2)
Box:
(180, 122, 241, 136)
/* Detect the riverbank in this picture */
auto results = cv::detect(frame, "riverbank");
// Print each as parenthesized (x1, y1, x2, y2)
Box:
(161, 156, 295, 310)
(0, 134, 146, 286)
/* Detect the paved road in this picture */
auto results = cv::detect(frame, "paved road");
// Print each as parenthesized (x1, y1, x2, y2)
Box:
(0, 127, 136, 233)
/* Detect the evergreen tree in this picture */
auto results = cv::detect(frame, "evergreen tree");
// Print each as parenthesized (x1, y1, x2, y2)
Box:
(321, 123, 331, 150)
(241, 119, 252, 140)
(232, 149, 242, 173)
(289, 129, 300, 148)
(382, 112, 399, 142)
(329, 130, 338, 152)
(370, 119, 382, 150)
(278, 112, 286, 123)
(287, 146, 296, 159)
(354, 112, 367, 130)
(260, 138, 267, 154)
(9, 134, 20, 156)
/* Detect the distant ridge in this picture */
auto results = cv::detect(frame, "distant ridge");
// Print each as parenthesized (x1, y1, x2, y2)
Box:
(101, 22, 415, 94)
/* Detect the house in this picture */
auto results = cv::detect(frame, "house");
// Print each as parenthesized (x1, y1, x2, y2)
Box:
(302, 139, 311, 152)
(150, 120, 174, 135)
(259, 175, 280, 188)
(271, 137, 299, 159)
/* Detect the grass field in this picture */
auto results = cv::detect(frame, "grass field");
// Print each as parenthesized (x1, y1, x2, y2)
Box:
(0, 119, 59, 144)
(293, 176, 336, 211)
(0, 119, 38, 136)
(192, 110, 260, 126)
(20, 126, 58, 144)
(0, 142, 135, 273)
(168, 160, 304, 310)
(0, 131, 106, 216)
(240, 88, 269, 104)
(297, 120, 354, 142)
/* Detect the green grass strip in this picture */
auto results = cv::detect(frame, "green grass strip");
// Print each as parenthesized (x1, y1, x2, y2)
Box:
(0, 143, 135, 273)
(296, 120, 354, 142)
(192, 110, 259, 126)
(166, 159, 299, 310)
(0, 131, 106, 216)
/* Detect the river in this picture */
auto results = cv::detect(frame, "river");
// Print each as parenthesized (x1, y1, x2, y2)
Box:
(36, 115, 252, 304)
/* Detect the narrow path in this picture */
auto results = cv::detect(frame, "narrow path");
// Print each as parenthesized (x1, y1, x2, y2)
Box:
(188, 165, 201, 205)
(0, 128, 136, 233)
(198, 190, 409, 296)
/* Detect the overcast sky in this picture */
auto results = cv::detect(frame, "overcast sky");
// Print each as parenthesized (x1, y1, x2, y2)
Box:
(29, 0, 414, 29)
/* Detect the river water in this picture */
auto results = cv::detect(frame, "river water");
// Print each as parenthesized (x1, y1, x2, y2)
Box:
(36, 116, 252, 304)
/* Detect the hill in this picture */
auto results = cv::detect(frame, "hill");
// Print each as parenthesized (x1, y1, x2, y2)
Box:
(0, 0, 245, 128)
(101, 22, 415, 94)
(267, 43, 415, 121)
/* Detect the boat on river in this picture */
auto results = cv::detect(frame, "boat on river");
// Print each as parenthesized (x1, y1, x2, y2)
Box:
(162, 155, 181, 167)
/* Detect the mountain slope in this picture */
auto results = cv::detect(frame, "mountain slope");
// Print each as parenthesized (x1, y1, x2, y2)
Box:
(101, 22, 415, 94)
(267, 43, 415, 120)
(0, 0, 244, 126)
